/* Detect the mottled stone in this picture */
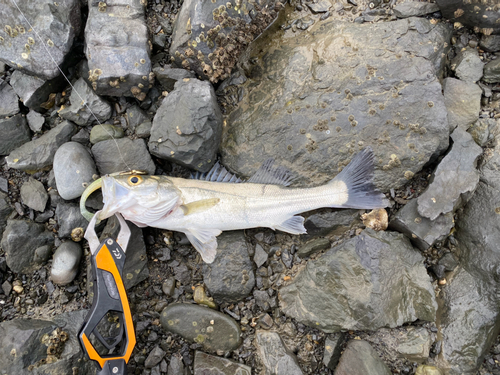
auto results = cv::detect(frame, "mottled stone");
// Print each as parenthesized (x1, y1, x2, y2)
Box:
(193, 351, 251, 375)
(334, 340, 391, 375)
(279, 229, 437, 333)
(255, 331, 304, 375)
(160, 304, 241, 351)
(0, 114, 30, 155)
(443, 78, 482, 131)
(6, 120, 76, 172)
(202, 231, 255, 304)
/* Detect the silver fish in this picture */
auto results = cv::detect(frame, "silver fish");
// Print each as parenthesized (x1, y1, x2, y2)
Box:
(81, 148, 387, 263)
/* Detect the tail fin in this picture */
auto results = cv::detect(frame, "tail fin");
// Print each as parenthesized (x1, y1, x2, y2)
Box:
(330, 148, 388, 209)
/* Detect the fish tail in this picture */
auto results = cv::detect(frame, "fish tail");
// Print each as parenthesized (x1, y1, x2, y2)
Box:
(329, 147, 388, 209)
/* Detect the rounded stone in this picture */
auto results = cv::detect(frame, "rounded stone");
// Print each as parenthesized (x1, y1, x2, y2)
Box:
(160, 303, 241, 352)
(50, 241, 82, 285)
(53, 142, 97, 200)
(89, 124, 124, 144)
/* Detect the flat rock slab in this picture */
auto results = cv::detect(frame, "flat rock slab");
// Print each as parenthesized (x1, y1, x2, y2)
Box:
(417, 127, 482, 220)
(334, 340, 391, 375)
(160, 303, 241, 352)
(149, 78, 222, 172)
(6, 120, 76, 172)
(389, 198, 453, 250)
(0, 310, 95, 375)
(91, 137, 155, 175)
(0, 114, 30, 156)
(221, 17, 452, 191)
(85, 0, 153, 99)
(20, 177, 48, 212)
(279, 229, 437, 333)
(443, 77, 482, 131)
(255, 330, 304, 375)
(59, 78, 112, 126)
(438, 267, 500, 375)
(0, 0, 81, 80)
(1, 219, 54, 273)
(393, 2, 439, 18)
(202, 231, 255, 304)
(0, 79, 19, 117)
(193, 351, 251, 375)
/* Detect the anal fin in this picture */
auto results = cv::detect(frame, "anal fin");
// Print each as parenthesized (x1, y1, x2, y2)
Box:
(274, 216, 307, 235)
(184, 228, 222, 263)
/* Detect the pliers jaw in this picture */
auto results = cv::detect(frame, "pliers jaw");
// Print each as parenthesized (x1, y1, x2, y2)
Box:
(85, 211, 131, 254)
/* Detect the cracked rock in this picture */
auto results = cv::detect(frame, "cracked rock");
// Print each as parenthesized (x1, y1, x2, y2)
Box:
(255, 330, 304, 375)
(417, 127, 482, 221)
(443, 77, 482, 131)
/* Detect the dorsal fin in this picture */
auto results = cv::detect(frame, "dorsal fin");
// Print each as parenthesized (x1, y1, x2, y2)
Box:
(191, 162, 242, 183)
(247, 158, 294, 186)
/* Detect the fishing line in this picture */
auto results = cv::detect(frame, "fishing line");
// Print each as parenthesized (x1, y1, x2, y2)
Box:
(9, 0, 132, 172)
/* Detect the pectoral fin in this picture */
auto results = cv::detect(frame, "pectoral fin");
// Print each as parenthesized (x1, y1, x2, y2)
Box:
(180, 198, 220, 216)
(184, 228, 222, 263)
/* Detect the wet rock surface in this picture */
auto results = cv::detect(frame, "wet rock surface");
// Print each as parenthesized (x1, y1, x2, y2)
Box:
(417, 127, 482, 220)
(221, 17, 452, 191)
(85, 0, 153, 99)
(160, 303, 242, 352)
(0, 114, 30, 155)
(149, 78, 222, 172)
(279, 229, 437, 332)
(0, 0, 82, 80)
(435, 0, 500, 35)
(0, 0, 500, 374)
(6, 120, 76, 172)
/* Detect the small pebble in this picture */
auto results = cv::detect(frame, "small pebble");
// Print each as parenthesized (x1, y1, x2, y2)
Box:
(50, 242, 83, 285)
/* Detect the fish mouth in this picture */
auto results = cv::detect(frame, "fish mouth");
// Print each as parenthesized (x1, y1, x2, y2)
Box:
(99, 176, 131, 220)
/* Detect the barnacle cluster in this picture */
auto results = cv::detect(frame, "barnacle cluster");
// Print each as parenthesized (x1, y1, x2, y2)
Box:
(172, 0, 283, 83)
(27, 328, 69, 370)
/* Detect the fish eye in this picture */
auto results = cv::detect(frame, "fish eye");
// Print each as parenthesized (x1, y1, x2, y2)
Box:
(128, 175, 143, 185)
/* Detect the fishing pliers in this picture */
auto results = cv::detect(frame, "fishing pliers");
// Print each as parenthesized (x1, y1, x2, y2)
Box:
(78, 211, 136, 375)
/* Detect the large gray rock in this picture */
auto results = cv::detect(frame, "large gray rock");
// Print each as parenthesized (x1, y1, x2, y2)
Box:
(0, 79, 19, 117)
(451, 48, 484, 83)
(483, 59, 500, 84)
(255, 330, 304, 375)
(0, 310, 96, 375)
(417, 128, 482, 220)
(59, 78, 112, 126)
(20, 177, 48, 212)
(0, 114, 31, 155)
(169, 0, 281, 82)
(50, 241, 82, 285)
(435, 145, 500, 374)
(221, 17, 452, 191)
(202, 231, 255, 304)
(279, 229, 437, 333)
(0, 192, 12, 239)
(153, 65, 196, 92)
(55, 202, 88, 238)
(393, 2, 440, 18)
(1, 220, 54, 273)
(149, 78, 222, 172)
(0, 0, 82, 80)
(437, 267, 500, 375)
(92, 137, 155, 175)
(443, 78, 482, 131)
(53, 142, 97, 200)
(435, 0, 500, 35)
(85, 0, 153, 99)
(193, 351, 252, 375)
(389, 198, 454, 251)
(6, 120, 76, 172)
(334, 340, 391, 375)
(9, 67, 66, 112)
(160, 304, 241, 352)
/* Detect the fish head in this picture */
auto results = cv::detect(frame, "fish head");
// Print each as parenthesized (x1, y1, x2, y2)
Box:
(99, 174, 181, 223)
